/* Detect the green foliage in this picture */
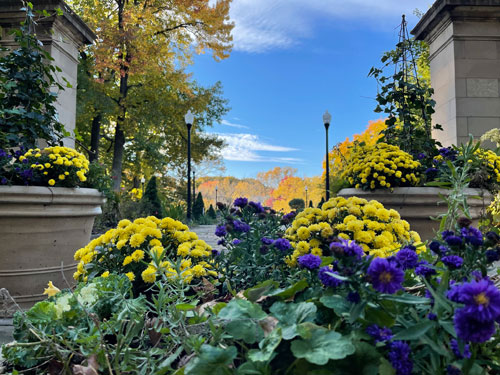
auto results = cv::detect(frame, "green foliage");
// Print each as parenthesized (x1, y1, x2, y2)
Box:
(288, 198, 305, 211)
(141, 176, 164, 217)
(368, 19, 442, 158)
(193, 191, 205, 220)
(317, 197, 325, 208)
(0, 3, 68, 150)
(207, 204, 217, 219)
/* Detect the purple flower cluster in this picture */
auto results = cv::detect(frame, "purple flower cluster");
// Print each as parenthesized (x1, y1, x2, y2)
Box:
(261, 237, 274, 245)
(450, 339, 471, 359)
(451, 278, 500, 342)
(367, 258, 404, 294)
(249, 201, 264, 213)
(232, 239, 241, 245)
(215, 225, 227, 237)
(366, 324, 393, 343)
(298, 254, 322, 270)
(395, 247, 419, 270)
(273, 238, 291, 251)
(388, 341, 413, 375)
(439, 147, 457, 161)
(233, 220, 251, 233)
(441, 255, 463, 270)
(329, 239, 363, 259)
(233, 197, 248, 208)
(460, 226, 483, 246)
(318, 266, 343, 288)
(415, 260, 436, 278)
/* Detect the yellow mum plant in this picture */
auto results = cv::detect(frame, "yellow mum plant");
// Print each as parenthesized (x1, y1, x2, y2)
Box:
(284, 196, 423, 266)
(474, 148, 500, 184)
(19, 146, 90, 187)
(341, 142, 421, 190)
(74, 216, 217, 289)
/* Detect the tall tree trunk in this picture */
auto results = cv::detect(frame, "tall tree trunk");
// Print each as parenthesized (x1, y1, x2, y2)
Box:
(111, 0, 129, 191)
(89, 113, 101, 163)
(112, 122, 125, 191)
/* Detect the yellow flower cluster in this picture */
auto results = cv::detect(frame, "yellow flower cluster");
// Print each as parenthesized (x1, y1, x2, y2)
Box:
(20, 146, 89, 186)
(284, 196, 423, 266)
(474, 148, 500, 183)
(74, 216, 216, 285)
(129, 187, 143, 201)
(341, 143, 421, 190)
(488, 193, 500, 225)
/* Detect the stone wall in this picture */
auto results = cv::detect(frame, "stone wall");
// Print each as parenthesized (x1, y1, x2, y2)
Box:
(0, 0, 95, 148)
(413, 0, 500, 147)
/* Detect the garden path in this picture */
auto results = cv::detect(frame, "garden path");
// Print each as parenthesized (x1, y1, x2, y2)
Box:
(192, 224, 220, 249)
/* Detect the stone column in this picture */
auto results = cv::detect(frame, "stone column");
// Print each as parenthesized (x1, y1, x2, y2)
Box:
(412, 0, 500, 147)
(0, 0, 95, 148)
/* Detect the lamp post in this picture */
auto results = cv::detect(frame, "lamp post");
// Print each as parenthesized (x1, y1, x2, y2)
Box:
(185, 110, 194, 220)
(215, 186, 218, 207)
(323, 110, 332, 201)
(305, 186, 308, 207)
(192, 170, 196, 202)
(141, 176, 145, 193)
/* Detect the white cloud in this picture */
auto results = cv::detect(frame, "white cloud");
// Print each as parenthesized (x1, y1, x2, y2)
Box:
(220, 119, 249, 129)
(229, 0, 432, 53)
(214, 133, 301, 163)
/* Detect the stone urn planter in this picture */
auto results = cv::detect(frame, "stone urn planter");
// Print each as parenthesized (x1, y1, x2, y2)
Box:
(0, 186, 105, 315)
(337, 187, 492, 241)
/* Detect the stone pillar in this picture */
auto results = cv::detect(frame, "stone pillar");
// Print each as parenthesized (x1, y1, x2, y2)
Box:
(412, 0, 500, 147)
(0, 0, 95, 148)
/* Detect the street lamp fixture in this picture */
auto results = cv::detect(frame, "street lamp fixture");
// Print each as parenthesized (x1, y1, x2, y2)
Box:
(141, 176, 145, 193)
(323, 110, 332, 201)
(215, 186, 218, 207)
(305, 186, 308, 207)
(185, 110, 194, 220)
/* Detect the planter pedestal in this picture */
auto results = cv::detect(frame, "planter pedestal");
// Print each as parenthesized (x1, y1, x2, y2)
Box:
(0, 186, 105, 316)
(337, 187, 491, 241)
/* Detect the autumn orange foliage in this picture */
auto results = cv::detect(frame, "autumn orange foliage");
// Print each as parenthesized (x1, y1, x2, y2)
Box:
(322, 120, 386, 180)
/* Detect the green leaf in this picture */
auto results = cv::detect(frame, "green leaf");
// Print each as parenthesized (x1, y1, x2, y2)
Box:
(267, 279, 308, 300)
(25, 300, 57, 323)
(392, 321, 434, 341)
(243, 280, 279, 302)
(218, 299, 267, 321)
(349, 300, 367, 323)
(379, 294, 430, 305)
(175, 303, 196, 311)
(248, 328, 282, 362)
(290, 327, 355, 365)
(320, 295, 350, 316)
(226, 320, 264, 344)
(270, 301, 317, 340)
(185, 345, 237, 375)
(320, 256, 334, 267)
(364, 307, 395, 328)
(379, 358, 396, 375)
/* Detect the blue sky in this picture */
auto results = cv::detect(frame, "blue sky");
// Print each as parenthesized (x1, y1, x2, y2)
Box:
(191, 0, 432, 179)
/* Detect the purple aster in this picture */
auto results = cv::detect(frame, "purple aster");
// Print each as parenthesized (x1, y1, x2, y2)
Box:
(232, 239, 241, 245)
(460, 226, 483, 246)
(456, 279, 500, 322)
(387, 341, 413, 375)
(318, 266, 344, 287)
(0, 149, 7, 158)
(425, 167, 438, 175)
(442, 230, 455, 239)
(427, 312, 437, 320)
(347, 291, 361, 304)
(445, 235, 463, 247)
(249, 201, 264, 213)
(233, 220, 251, 233)
(447, 284, 462, 303)
(329, 239, 363, 259)
(233, 197, 248, 208)
(486, 231, 500, 244)
(442, 255, 464, 270)
(1, 177, 7, 185)
(396, 247, 418, 270)
(217, 239, 225, 246)
(211, 249, 221, 256)
(366, 324, 393, 343)
(446, 366, 461, 375)
(450, 339, 471, 359)
(417, 152, 426, 160)
(367, 258, 404, 294)
(215, 225, 227, 237)
(486, 249, 500, 263)
(298, 254, 322, 270)
(273, 238, 291, 251)
(415, 261, 436, 277)
(454, 308, 496, 343)
(439, 147, 457, 161)
(261, 237, 274, 245)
